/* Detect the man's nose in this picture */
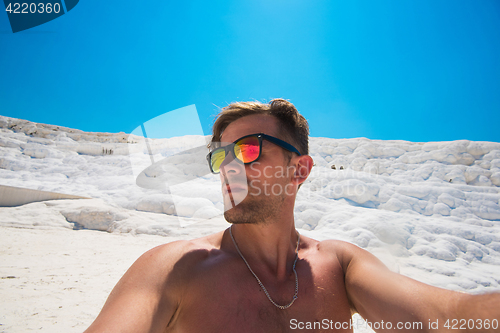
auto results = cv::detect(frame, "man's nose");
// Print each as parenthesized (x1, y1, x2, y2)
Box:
(219, 152, 244, 176)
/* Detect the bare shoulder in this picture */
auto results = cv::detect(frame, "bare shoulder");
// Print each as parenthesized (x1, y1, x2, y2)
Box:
(306, 237, 365, 267)
(314, 238, 359, 252)
(134, 230, 226, 281)
(304, 237, 390, 282)
(84, 231, 226, 333)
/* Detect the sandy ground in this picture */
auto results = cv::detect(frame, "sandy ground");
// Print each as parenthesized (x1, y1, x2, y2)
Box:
(0, 226, 173, 333)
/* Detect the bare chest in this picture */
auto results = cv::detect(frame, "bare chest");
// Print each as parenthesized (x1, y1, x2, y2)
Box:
(166, 255, 352, 333)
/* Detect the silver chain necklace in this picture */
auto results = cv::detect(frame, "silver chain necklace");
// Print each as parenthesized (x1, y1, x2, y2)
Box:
(229, 225, 300, 310)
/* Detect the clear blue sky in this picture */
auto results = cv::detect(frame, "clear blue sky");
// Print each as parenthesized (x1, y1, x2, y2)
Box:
(1, 0, 499, 142)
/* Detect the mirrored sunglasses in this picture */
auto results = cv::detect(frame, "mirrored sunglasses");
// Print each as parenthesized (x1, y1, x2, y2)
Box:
(206, 133, 301, 174)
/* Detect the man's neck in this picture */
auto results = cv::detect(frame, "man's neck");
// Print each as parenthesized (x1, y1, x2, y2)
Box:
(227, 219, 299, 282)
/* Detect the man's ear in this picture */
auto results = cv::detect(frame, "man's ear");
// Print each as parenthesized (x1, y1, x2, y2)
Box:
(292, 155, 313, 186)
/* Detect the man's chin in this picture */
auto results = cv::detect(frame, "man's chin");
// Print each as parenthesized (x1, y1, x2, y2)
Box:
(224, 207, 247, 224)
(223, 191, 247, 209)
(223, 193, 278, 225)
(224, 205, 258, 224)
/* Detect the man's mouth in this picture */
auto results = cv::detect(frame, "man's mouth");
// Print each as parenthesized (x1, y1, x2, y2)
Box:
(223, 184, 247, 195)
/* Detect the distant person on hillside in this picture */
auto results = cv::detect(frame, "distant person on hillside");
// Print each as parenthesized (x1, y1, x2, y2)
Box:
(84, 99, 499, 332)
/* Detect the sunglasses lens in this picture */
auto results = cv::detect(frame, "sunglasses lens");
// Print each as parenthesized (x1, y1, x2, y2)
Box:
(209, 135, 261, 173)
(234, 136, 260, 163)
(210, 148, 226, 173)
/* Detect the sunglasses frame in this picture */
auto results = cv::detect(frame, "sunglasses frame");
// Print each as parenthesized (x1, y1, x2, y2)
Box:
(207, 133, 302, 174)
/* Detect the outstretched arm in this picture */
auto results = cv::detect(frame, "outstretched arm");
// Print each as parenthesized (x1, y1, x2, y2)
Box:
(333, 241, 500, 332)
(84, 241, 188, 333)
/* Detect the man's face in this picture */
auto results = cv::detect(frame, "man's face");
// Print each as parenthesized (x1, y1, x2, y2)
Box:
(218, 114, 296, 224)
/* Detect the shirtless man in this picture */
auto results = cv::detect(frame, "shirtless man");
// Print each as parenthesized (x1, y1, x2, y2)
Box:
(85, 99, 499, 332)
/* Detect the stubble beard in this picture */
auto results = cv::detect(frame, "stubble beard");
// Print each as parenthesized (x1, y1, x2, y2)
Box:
(224, 186, 285, 225)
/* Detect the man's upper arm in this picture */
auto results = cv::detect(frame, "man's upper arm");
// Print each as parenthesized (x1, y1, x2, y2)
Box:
(84, 240, 189, 333)
(331, 241, 461, 332)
